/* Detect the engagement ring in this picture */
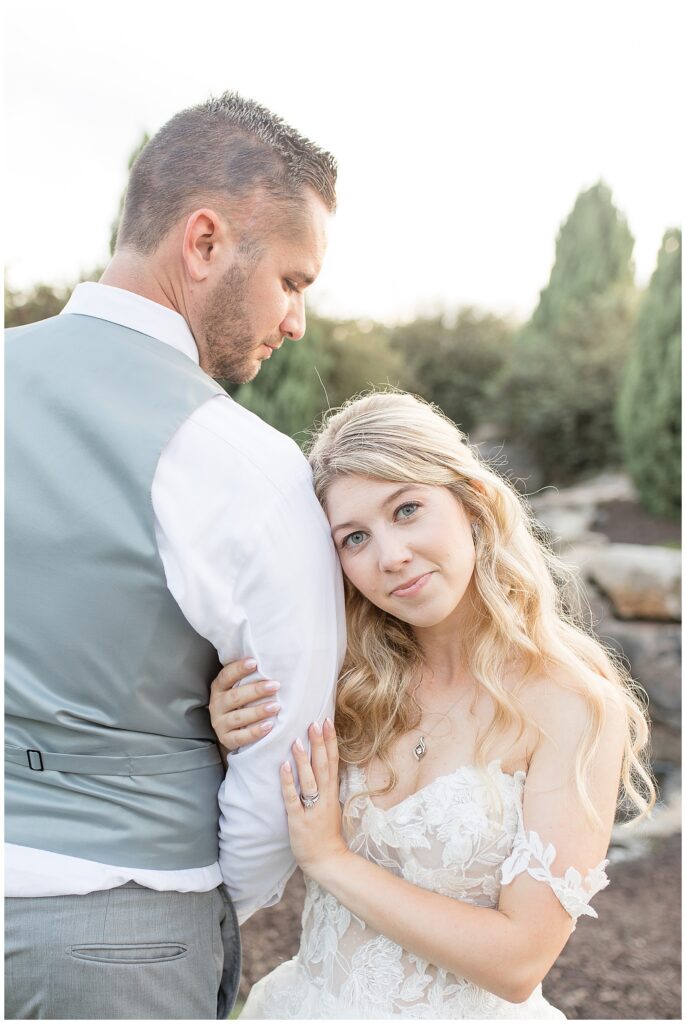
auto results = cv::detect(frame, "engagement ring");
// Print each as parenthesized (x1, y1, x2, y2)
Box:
(300, 791, 320, 809)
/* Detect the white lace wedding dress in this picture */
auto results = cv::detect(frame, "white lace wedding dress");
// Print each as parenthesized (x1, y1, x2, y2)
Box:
(241, 760, 609, 1019)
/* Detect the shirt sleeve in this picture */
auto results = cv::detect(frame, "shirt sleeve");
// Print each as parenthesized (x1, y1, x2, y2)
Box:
(152, 394, 346, 922)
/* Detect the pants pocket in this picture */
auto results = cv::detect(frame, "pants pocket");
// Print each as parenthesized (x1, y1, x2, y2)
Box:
(70, 941, 188, 964)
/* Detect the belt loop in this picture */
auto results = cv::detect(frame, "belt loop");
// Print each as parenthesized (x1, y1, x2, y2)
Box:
(27, 749, 44, 771)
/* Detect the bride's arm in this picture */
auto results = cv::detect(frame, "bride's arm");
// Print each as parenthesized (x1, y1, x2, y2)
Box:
(285, 688, 625, 1004)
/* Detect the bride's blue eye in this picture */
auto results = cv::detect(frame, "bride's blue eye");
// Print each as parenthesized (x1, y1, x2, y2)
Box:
(342, 530, 367, 549)
(396, 502, 419, 519)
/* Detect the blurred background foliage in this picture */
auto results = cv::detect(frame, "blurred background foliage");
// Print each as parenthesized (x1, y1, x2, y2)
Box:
(616, 228, 682, 518)
(496, 183, 638, 482)
(5, 141, 681, 520)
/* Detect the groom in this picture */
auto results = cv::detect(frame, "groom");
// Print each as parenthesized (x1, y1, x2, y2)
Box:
(5, 92, 346, 1020)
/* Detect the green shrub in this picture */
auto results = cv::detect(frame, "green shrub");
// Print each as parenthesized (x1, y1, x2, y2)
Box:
(391, 309, 513, 435)
(233, 315, 401, 443)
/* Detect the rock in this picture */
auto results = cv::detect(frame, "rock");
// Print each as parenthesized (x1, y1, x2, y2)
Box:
(611, 786, 682, 863)
(526, 472, 640, 550)
(532, 504, 606, 550)
(554, 552, 681, 727)
(598, 617, 682, 715)
(582, 544, 681, 621)
(528, 471, 638, 509)
(649, 720, 682, 766)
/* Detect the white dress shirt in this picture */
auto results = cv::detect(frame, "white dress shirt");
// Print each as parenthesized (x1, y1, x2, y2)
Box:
(5, 282, 347, 922)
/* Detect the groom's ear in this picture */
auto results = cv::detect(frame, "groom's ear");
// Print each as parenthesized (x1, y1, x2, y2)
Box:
(181, 208, 236, 282)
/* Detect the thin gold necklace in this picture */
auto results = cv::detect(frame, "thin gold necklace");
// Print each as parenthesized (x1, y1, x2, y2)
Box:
(410, 684, 475, 762)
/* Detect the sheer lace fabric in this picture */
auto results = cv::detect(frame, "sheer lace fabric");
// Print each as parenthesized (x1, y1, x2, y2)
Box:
(241, 760, 608, 1019)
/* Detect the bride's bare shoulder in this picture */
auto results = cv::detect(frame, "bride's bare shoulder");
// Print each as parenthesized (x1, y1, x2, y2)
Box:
(515, 663, 626, 760)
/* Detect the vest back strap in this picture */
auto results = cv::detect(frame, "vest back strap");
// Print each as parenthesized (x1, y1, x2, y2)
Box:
(5, 743, 222, 776)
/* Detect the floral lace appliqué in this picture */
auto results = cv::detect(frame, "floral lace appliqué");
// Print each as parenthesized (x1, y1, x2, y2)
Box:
(500, 828, 609, 930)
(241, 762, 586, 1019)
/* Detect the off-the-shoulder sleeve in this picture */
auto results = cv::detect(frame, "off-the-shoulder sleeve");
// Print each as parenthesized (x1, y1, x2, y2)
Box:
(500, 808, 610, 929)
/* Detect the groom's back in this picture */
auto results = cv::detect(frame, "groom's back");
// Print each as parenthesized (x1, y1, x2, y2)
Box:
(5, 313, 226, 870)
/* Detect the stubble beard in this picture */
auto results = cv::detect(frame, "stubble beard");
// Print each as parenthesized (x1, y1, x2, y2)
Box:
(200, 261, 269, 384)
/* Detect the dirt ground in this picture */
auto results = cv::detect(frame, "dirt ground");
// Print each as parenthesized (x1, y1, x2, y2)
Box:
(238, 834, 681, 1020)
(593, 499, 681, 546)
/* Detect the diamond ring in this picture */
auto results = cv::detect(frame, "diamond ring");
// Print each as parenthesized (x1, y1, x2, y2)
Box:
(299, 791, 320, 809)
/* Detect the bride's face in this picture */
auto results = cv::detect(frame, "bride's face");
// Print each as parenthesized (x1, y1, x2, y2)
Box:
(326, 475, 477, 630)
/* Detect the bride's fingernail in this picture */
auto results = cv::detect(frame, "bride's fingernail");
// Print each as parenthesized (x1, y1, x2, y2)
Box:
(264, 681, 280, 693)
(324, 717, 334, 730)
(282, 761, 291, 772)
(260, 720, 274, 733)
(264, 702, 280, 713)
(311, 721, 322, 735)
(245, 658, 257, 670)
(295, 738, 305, 752)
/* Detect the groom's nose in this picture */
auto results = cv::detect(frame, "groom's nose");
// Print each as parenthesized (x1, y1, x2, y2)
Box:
(281, 293, 306, 341)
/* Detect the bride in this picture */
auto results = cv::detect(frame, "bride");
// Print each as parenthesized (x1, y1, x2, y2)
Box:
(211, 391, 654, 1019)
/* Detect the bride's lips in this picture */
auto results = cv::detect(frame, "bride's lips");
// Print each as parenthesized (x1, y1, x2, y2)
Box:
(390, 572, 434, 598)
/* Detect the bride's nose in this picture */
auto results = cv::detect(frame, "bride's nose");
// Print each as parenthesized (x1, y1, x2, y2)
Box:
(376, 533, 412, 573)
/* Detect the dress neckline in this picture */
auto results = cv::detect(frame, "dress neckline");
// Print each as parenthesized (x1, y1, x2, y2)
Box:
(354, 758, 527, 814)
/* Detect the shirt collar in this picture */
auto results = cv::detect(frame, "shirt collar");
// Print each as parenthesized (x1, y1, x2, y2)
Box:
(60, 282, 200, 365)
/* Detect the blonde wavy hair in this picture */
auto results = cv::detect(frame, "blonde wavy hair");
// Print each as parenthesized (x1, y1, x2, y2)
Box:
(307, 390, 655, 824)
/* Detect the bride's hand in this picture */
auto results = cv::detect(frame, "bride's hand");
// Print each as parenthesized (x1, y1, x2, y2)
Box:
(280, 719, 348, 876)
(209, 658, 281, 751)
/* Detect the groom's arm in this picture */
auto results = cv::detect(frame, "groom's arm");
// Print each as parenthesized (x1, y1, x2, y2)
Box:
(152, 395, 345, 922)
(212, 491, 344, 923)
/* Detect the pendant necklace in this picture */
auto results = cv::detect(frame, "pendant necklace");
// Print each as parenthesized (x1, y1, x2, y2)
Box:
(411, 683, 475, 762)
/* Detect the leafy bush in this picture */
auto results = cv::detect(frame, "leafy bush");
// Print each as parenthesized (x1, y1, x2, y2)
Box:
(233, 315, 402, 443)
(5, 281, 73, 327)
(391, 309, 513, 435)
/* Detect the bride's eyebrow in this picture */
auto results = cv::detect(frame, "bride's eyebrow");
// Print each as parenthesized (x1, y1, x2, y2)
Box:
(330, 486, 418, 536)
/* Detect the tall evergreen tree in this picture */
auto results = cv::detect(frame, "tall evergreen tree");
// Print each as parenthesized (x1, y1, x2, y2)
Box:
(616, 229, 681, 518)
(498, 183, 637, 482)
(532, 182, 634, 330)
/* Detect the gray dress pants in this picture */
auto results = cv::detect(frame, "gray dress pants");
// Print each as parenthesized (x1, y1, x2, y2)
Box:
(4, 882, 241, 1020)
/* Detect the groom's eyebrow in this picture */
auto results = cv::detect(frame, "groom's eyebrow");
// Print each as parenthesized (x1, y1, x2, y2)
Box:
(331, 486, 416, 536)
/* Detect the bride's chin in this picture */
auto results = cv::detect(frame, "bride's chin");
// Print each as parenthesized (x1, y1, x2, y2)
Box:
(391, 608, 446, 629)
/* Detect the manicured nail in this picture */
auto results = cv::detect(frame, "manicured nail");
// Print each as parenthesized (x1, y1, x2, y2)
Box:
(282, 761, 291, 772)
(260, 720, 274, 733)
(264, 681, 280, 693)
(264, 702, 280, 714)
(311, 721, 322, 735)
(245, 658, 257, 670)
(295, 738, 305, 752)
(324, 717, 334, 729)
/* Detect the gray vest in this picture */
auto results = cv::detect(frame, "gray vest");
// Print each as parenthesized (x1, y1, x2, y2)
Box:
(5, 312, 228, 869)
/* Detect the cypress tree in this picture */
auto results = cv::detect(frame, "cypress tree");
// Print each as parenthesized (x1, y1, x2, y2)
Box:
(498, 183, 637, 482)
(616, 229, 681, 517)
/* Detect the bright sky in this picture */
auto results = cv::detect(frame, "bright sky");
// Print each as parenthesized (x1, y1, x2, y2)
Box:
(5, 0, 683, 325)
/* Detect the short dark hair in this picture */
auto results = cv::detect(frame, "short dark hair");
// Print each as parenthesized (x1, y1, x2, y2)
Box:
(117, 91, 337, 253)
